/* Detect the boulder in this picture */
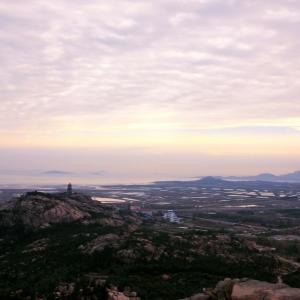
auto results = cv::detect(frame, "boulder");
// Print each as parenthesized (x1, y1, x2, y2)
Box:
(191, 293, 211, 300)
(179, 293, 210, 300)
(106, 288, 140, 300)
(181, 279, 300, 300)
(231, 280, 300, 300)
(215, 278, 235, 299)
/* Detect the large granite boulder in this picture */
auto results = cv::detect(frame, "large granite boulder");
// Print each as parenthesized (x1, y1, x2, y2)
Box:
(231, 280, 300, 300)
(180, 278, 300, 300)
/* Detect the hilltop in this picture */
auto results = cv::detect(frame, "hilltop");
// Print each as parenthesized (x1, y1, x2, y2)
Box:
(0, 190, 126, 229)
(1, 189, 300, 299)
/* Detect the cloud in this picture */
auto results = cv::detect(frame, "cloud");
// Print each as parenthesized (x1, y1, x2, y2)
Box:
(0, 0, 299, 138)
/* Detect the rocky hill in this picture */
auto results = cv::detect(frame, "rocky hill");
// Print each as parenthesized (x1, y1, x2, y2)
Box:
(0, 191, 127, 229)
(1, 191, 300, 299)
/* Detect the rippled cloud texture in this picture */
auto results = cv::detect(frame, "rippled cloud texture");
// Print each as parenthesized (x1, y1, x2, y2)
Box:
(0, 0, 300, 181)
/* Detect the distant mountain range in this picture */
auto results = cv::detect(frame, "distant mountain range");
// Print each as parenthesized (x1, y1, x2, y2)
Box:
(153, 172, 300, 188)
(222, 171, 300, 182)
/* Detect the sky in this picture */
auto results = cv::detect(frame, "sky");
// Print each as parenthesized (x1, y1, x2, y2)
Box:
(0, 0, 300, 184)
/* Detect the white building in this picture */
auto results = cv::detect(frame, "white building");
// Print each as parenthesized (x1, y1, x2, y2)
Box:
(163, 210, 181, 223)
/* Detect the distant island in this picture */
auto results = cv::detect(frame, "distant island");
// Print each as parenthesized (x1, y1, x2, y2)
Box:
(42, 170, 75, 176)
(222, 170, 300, 183)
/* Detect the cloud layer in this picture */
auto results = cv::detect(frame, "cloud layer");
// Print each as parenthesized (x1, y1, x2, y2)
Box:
(1, 0, 300, 134)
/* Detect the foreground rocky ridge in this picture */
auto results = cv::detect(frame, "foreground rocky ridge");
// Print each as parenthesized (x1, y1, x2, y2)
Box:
(0, 191, 128, 229)
(106, 279, 300, 300)
(180, 278, 300, 300)
(1, 191, 300, 299)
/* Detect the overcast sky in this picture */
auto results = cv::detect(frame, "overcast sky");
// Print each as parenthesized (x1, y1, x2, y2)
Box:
(0, 0, 300, 183)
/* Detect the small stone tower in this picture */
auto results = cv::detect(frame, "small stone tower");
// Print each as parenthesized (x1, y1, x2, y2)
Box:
(67, 183, 72, 195)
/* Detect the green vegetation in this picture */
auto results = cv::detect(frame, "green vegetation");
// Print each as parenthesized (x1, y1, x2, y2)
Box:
(0, 221, 281, 300)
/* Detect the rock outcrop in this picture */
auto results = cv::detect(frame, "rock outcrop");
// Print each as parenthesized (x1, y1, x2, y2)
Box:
(232, 280, 300, 300)
(106, 286, 140, 300)
(180, 278, 300, 300)
(0, 191, 110, 229)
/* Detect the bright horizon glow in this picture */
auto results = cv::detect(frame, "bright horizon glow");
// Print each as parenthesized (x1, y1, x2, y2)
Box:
(1, 0, 300, 182)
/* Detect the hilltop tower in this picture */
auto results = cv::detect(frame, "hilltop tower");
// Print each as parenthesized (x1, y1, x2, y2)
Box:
(67, 183, 72, 195)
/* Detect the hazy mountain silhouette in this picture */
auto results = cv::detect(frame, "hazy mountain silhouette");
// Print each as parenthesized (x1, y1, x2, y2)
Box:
(223, 171, 300, 182)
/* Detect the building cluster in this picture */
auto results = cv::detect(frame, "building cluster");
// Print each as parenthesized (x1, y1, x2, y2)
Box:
(163, 210, 181, 223)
